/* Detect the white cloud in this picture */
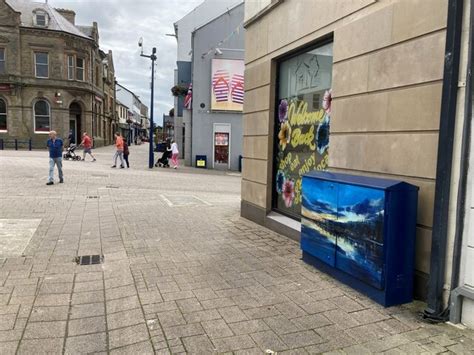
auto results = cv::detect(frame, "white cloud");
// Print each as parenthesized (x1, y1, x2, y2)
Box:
(49, 0, 203, 118)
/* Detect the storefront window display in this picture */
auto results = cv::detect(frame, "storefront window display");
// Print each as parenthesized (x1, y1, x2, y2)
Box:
(274, 42, 333, 218)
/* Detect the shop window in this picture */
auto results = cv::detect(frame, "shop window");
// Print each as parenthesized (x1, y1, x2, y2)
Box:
(76, 58, 84, 81)
(35, 52, 48, 78)
(34, 99, 50, 133)
(0, 48, 5, 74)
(273, 41, 333, 219)
(0, 98, 7, 131)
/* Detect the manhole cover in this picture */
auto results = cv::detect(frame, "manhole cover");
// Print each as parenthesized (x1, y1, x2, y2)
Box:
(75, 255, 103, 265)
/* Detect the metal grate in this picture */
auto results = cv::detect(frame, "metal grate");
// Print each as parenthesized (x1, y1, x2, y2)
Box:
(75, 255, 103, 265)
(87, 196, 99, 199)
(106, 185, 119, 189)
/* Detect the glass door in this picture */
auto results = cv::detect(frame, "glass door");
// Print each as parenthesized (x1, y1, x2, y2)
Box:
(214, 132, 229, 169)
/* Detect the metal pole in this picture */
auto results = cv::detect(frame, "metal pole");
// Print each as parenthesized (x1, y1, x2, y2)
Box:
(148, 47, 156, 169)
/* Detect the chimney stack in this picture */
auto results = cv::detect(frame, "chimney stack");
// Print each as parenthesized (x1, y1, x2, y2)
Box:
(55, 8, 76, 25)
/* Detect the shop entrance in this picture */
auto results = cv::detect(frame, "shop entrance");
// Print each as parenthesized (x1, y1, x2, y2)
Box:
(69, 102, 82, 145)
(213, 123, 231, 170)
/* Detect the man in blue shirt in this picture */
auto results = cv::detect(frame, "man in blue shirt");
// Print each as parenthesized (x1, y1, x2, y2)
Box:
(46, 131, 64, 185)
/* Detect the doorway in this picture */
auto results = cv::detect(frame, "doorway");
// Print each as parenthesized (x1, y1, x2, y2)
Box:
(69, 102, 82, 145)
(213, 123, 231, 170)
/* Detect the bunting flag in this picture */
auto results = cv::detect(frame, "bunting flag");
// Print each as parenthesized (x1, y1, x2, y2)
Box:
(212, 70, 230, 102)
(184, 83, 193, 110)
(231, 74, 244, 104)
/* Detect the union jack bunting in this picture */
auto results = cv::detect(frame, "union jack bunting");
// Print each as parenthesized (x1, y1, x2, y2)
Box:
(184, 83, 192, 110)
(212, 70, 230, 102)
(231, 74, 244, 105)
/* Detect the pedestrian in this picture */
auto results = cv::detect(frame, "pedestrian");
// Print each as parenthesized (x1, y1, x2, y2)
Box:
(171, 139, 179, 169)
(112, 132, 125, 168)
(123, 141, 130, 168)
(79, 132, 96, 162)
(46, 130, 64, 185)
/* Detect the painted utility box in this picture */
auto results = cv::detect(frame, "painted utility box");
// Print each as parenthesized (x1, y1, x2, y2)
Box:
(301, 171, 419, 307)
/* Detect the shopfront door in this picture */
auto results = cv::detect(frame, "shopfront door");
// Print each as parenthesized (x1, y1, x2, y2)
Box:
(213, 123, 231, 170)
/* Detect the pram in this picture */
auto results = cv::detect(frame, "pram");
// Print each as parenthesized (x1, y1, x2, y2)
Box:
(63, 144, 82, 161)
(155, 149, 171, 167)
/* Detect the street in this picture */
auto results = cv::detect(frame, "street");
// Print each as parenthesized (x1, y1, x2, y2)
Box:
(0, 144, 473, 354)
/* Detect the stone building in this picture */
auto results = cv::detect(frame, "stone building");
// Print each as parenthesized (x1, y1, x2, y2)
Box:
(241, 0, 474, 327)
(0, 0, 115, 148)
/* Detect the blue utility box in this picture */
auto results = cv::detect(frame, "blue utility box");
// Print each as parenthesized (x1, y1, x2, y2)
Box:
(301, 171, 419, 307)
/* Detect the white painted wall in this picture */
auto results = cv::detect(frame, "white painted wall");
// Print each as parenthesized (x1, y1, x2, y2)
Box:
(174, 0, 243, 62)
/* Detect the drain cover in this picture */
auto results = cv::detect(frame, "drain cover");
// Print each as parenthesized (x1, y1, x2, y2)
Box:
(75, 255, 103, 265)
(87, 196, 99, 199)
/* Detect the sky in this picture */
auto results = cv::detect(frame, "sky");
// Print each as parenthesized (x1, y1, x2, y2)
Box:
(49, 0, 204, 118)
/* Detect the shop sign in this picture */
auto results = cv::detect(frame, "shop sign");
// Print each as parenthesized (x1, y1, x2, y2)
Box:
(0, 84, 11, 92)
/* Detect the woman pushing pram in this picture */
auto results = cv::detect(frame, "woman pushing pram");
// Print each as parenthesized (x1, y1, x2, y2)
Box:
(155, 140, 172, 168)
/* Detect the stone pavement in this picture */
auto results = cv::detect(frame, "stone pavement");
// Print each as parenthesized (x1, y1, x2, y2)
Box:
(0, 144, 473, 354)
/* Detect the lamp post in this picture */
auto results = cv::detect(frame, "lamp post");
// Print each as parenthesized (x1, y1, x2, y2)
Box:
(139, 37, 156, 169)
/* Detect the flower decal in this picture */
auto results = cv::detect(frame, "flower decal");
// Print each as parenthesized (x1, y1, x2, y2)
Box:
(278, 122, 291, 150)
(276, 170, 286, 194)
(278, 99, 288, 123)
(322, 89, 332, 114)
(282, 179, 295, 208)
(316, 115, 330, 155)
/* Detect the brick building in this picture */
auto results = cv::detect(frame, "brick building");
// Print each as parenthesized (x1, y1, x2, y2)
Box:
(0, 0, 116, 148)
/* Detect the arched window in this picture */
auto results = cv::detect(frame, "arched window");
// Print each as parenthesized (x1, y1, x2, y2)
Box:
(34, 100, 50, 133)
(0, 98, 6, 131)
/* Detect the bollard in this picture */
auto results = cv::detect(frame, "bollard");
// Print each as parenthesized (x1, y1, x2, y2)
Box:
(29, 139, 32, 151)
(14, 139, 18, 150)
(0, 139, 3, 150)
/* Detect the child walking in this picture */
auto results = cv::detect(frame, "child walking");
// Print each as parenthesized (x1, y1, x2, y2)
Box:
(171, 140, 179, 169)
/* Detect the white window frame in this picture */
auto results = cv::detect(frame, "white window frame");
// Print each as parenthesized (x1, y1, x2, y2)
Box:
(67, 55, 74, 80)
(76, 57, 85, 81)
(34, 52, 49, 78)
(0, 48, 5, 75)
(34, 11, 48, 27)
(0, 97, 7, 132)
(33, 99, 51, 134)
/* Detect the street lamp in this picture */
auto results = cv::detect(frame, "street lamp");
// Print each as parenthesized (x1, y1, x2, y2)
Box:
(139, 37, 157, 169)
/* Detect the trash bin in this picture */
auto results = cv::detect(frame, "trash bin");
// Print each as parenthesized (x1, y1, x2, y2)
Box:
(196, 155, 207, 169)
(239, 155, 243, 172)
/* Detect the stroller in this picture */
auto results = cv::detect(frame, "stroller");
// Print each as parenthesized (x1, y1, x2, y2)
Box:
(155, 149, 171, 168)
(63, 144, 82, 161)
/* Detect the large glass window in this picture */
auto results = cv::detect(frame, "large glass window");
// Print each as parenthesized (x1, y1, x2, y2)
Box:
(34, 100, 50, 133)
(0, 48, 5, 74)
(273, 42, 333, 218)
(35, 52, 48, 78)
(76, 58, 84, 81)
(0, 98, 7, 131)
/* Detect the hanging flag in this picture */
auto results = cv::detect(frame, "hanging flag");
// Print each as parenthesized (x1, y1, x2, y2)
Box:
(184, 83, 193, 110)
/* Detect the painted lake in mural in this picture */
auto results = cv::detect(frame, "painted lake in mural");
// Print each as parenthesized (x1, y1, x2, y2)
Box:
(301, 178, 385, 289)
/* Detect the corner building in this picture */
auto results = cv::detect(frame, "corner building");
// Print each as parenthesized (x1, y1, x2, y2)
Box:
(0, 0, 113, 148)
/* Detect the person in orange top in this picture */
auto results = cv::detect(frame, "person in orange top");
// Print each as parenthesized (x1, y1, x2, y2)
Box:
(80, 132, 96, 162)
(112, 132, 125, 168)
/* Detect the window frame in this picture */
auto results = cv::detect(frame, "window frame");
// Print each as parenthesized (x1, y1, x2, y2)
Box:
(271, 35, 334, 221)
(67, 55, 74, 80)
(76, 57, 85, 81)
(33, 99, 51, 134)
(0, 97, 7, 132)
(34, 52, 49, 78)
(0, 48, 5, 75)
(34, 11, 48, 27)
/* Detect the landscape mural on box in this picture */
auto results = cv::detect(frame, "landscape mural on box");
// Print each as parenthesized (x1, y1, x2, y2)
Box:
(301, 178, 385, 289)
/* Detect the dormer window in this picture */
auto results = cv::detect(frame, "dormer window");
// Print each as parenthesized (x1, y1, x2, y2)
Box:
(34, 10, 48, 27)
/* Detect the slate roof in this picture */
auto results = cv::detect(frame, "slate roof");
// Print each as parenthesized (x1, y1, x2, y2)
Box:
(6, 0, 91, 40)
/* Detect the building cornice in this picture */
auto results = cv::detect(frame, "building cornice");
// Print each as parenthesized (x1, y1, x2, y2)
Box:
(244, 0, 284, 28)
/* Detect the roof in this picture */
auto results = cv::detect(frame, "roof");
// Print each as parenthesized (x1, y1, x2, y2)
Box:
(76, 25, 94, 38)
(6, 0, 91, 40)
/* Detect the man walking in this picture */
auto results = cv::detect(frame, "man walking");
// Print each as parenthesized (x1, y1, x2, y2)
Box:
(46, 131, 64, 185)
(112, 132, 125, 168)
(80, 132, 96, 162)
